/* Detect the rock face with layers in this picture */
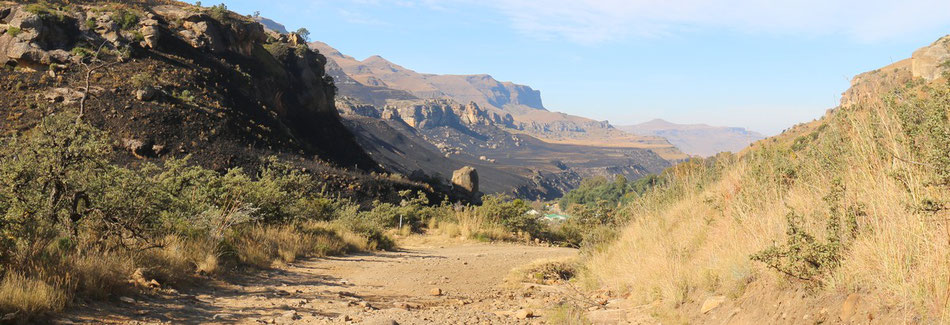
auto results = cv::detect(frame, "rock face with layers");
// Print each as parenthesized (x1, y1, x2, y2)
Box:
(337, 97, 516, 130)
(452, 166, 479, 194)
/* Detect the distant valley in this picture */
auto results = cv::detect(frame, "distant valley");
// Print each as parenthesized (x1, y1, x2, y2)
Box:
(307, 41, 682, 199)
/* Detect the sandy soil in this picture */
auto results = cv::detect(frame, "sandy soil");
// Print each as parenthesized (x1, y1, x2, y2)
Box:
(60, 237, 580, 324)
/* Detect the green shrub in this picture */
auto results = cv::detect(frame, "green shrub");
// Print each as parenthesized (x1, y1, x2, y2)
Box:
(478, 194, 539, 236)
(5, 27, 21, 37)
(896, 86, 950, 186)
(559, 174, 662, 210)
(111, 9, 139, 31)
(208, 3, 229, 22)
(750, 179, 862, 282)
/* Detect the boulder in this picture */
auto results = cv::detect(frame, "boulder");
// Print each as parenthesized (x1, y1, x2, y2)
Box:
(181, 20, 225, 53)
(451, 166, 478, 194)
(139, 25, 161, 49)
(288, 33, 305, 46)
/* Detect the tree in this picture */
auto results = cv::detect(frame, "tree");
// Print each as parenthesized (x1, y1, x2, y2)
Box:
(295, 27, 310, 41)
(253, 11, 261, 18)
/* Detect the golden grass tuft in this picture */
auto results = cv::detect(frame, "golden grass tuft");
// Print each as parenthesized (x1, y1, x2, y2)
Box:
(506, 256, 578, 286)
(0, 273, 67, 317)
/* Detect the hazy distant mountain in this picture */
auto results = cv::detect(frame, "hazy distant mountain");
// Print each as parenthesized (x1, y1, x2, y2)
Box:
(619, 119, 765, 157)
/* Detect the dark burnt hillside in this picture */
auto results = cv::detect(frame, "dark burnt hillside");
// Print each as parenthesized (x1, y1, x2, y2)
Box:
(0, 0, 450, 204)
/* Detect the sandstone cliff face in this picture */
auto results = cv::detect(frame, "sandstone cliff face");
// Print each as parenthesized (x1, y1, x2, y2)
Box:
(337, 97, 516, 130)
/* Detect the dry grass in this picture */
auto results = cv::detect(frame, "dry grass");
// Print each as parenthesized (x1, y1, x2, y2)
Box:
(585, 83, 950, 321)
(427, 207, 524, 242)
(506, 256, 578, 286)
(230, 222, 379, 268)
(0, 222, 388, 319)
(0, 273, 67, 318)
(546, 302, 590, 325)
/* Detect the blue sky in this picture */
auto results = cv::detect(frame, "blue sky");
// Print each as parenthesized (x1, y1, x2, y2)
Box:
(211, 0, 950, 135)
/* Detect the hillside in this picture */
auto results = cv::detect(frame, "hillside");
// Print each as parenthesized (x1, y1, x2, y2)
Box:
(310, 41, 687, 160)
(579, 35, 950, 323)
(619, 119, 765, 156)
(0, 1, 465, 205)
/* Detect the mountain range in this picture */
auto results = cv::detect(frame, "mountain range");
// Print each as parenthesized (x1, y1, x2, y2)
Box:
(619, 119, 765, 156)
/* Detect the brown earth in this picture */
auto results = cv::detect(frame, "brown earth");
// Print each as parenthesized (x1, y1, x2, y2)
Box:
(60, 237, 586, 324)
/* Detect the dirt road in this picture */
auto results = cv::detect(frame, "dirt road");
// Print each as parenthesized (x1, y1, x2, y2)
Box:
(65, 238, 578, 324)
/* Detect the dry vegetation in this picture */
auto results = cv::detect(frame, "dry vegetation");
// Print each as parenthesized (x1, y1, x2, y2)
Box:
(0, 112, 403, 321)
(0, 112, 565, 321)
(582, 78, 950, 321)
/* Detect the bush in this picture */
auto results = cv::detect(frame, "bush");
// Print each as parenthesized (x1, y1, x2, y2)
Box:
(479, 194, 538, 235)
(110, 9, 139, 31)
(750, 179, 862, 282)
(0, 113, 397, 318)
(559, 174, 662, 210)
(208, 3, 229, 22)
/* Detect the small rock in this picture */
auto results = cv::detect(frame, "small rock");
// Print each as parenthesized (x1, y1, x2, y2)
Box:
(212, 313, 234, 320)
(119, 296, 136, 304)
(135, 87, 157, 101)
(281, 310, 300, 320)
(700, 296, 726, 314)
(429, 288, 443, 296)
(338, 314, 352, 321)
(1, 313, 19, 321)
(840, 293, 861, 320)
(359, 317, 398, 325)
(514, 309, 534, 319)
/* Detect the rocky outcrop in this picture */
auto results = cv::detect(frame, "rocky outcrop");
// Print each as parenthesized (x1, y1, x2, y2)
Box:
(0, 2, 376, 171)
(911, 35, 950, 81)
(337, 97, 516, 130)
(0, 6, 77, 67)
(841, 35, 950, 107)
(452, 166, 479, 194)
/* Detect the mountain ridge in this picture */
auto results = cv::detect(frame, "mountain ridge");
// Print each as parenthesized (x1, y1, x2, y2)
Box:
(619, 119, 765, 156)
(309, 40, 688, 161)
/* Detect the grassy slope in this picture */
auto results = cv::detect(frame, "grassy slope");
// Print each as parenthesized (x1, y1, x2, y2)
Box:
(583, 60, 950, 321)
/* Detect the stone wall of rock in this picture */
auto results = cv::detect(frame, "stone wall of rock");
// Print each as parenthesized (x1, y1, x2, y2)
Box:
(336, 97, 517, 130)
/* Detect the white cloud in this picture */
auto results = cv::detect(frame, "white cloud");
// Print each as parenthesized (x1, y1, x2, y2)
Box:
(445, 0, 950, 44)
